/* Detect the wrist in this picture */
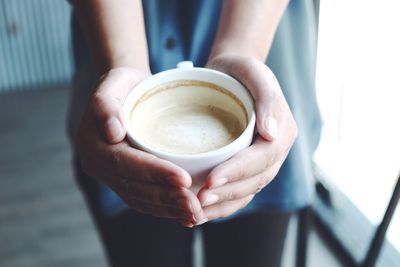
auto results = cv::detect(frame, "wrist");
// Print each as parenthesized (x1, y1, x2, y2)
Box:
(208, 45, 265, 65)
(207, 53, 260, 71)
(106, 57, 151, 76)
(102, 66, 151, 81)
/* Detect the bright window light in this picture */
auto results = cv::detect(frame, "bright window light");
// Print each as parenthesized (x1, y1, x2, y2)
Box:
(314, 0, 400, 252)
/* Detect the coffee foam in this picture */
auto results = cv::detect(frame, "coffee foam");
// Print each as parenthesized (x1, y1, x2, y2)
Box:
(130, 80, 248, 154)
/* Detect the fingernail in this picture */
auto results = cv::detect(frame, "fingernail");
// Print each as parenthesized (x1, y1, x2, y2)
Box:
(210, 178, 228, 189)
(192, 213, 205, 224)
(196, 218, 208, 225)
(180, 220, 194, 228)
(106, 117, 124, 141)
(264, 117, 278, 140)
(202, 194, 219, 207)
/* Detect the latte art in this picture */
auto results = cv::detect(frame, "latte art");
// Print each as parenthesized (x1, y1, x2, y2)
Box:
(129, 80, 248, 155)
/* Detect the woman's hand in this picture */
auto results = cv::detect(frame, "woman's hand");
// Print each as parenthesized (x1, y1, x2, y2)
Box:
(197, 55, 298, 221)
(75, 67, 205, 226)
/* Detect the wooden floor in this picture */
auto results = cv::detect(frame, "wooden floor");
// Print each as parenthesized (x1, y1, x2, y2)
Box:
(0, 87, 341, 267)
(0, 87, 108, 267)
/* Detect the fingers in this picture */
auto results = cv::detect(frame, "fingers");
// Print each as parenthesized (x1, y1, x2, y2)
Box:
(198, 167, 279, 207)
(117, 182, 204, 223)
(118, 180, 201, 214)
(207, 55, 283, 141)
(203, 195, 255, 221)
(77, 126, 191, 188)
(122, 197, 193, 221)
(77, 121, 202, 223)
(108, 142, 192, 188)
(205, 136, 277, 188)
(90, 68, 149, 144)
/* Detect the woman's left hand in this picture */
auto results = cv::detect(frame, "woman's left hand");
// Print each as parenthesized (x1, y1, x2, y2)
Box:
(197, 55, 298, 221)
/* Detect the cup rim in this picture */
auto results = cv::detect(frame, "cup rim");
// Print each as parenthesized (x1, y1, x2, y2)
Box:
(123, 66, 256, 159)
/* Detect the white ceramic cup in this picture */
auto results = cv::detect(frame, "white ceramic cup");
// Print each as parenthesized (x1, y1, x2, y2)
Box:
(123, 61, 256, 190)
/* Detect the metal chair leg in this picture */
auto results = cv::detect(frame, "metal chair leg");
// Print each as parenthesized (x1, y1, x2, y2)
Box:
(362, 175, 400, 267)
(296, 207, 311, 267)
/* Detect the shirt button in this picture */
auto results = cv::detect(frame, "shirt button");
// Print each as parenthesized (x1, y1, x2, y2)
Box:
(165, 37, 176, 50)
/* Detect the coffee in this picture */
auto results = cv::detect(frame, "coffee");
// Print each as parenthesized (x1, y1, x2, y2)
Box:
(129, 80, 248, 154)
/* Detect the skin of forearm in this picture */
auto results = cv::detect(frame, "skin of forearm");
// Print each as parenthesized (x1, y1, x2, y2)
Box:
(209, 0, 289, 62)
(71, 0, 150, 75)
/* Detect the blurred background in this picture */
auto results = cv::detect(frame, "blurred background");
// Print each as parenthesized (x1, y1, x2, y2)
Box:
(0, 0, 399, 267)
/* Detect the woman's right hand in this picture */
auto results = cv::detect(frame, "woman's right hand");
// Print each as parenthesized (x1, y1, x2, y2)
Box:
(74, 67, 205, 226)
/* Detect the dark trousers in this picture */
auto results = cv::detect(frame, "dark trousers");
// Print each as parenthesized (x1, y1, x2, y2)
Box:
(74, 160, 291, 267)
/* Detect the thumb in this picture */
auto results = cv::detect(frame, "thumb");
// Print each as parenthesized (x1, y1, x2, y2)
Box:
(90, 68, 149, 144)
(207, 56, 280, 141)
(243, 62, 280, 141)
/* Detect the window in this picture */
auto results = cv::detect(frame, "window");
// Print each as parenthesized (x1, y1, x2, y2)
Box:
(313, 0, 400, 264)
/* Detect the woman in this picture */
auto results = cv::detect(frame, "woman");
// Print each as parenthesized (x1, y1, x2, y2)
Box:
(68, 0, 321, 266)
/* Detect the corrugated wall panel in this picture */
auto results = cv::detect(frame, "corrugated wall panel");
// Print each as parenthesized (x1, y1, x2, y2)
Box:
(0, 0, 73, 93)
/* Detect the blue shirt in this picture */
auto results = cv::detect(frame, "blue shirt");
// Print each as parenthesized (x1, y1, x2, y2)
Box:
(68, 0, 322, 218)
